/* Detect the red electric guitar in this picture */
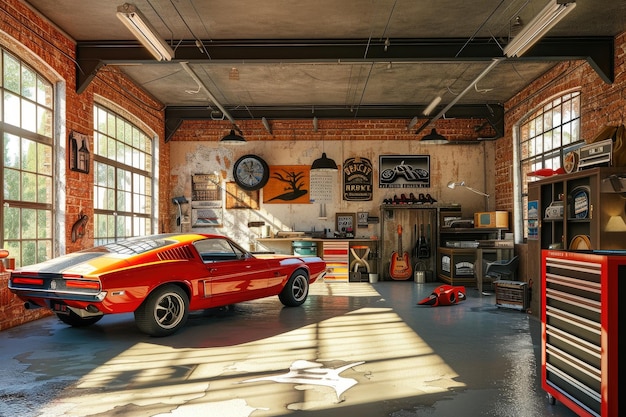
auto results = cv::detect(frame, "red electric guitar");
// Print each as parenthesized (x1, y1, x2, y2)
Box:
(389, 225, 412, 280)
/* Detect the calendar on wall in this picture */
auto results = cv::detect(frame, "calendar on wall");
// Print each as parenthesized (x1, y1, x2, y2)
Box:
(309, 170, 336, 203)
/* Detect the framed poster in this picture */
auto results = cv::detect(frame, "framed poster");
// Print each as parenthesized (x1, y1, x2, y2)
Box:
(192, 207, 223, 227)
(263, 165, 311, 204)
(336, 212, 355, 232)
(225, 182, 260, 209)
(379, 155, 430, 188)
(343, 157, 373, 201)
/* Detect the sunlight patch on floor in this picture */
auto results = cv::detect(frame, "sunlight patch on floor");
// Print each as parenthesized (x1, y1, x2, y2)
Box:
(51, 307, 463, 416)
(309, 281, 382, 297)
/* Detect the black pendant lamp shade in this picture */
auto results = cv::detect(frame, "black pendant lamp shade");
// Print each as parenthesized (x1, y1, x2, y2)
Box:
(221, 129, 246, 144)
(421, 128, 447, 144)
(311, 152, 338, 171)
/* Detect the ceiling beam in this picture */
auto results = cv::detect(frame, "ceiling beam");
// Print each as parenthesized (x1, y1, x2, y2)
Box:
(164, 104, 504, 142)
(76, 36, 614, 93)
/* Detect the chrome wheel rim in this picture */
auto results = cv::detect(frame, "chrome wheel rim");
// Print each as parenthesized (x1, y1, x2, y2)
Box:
(154, 292, 185, 329)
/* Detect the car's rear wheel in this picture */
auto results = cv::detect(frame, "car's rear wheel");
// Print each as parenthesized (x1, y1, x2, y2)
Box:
(134, 285, 189, 337)
(56, 311, 103, 327)
(279, 270, 309, 307)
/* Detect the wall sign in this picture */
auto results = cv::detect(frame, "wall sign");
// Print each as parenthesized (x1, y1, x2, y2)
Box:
(263, 165, 311, 204)
(343, 157, 373, 201)
(379, 155, 430, 188)
(69, 131, 90, 174)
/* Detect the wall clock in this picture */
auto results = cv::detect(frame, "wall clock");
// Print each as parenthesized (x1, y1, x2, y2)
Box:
(233, 154, 270, 191)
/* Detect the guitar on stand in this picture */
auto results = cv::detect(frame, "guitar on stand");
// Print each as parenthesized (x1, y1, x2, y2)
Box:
(390, 225, 412, 280)
(418, 223, 430, 258)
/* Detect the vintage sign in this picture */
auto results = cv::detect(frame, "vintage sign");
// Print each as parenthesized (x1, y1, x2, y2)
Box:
(263, 165, 311, 204)
(379, 155, 430, 188)
(343, 157, 373, 200)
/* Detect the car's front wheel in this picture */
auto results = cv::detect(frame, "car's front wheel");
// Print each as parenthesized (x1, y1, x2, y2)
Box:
(279, 270, 309, 307)
(134, 284, 189, 337)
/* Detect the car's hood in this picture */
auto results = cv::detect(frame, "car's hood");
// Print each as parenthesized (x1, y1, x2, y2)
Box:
(14, 251, 132, 275)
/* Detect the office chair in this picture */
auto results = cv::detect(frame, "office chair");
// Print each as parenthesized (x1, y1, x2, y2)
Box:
(483, 255, 519, 292)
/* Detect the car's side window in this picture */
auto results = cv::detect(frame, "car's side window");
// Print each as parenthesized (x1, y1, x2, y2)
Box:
(194, 238, 239, 263)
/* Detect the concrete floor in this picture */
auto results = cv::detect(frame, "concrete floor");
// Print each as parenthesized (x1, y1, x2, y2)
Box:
(0, 281, 578, 417)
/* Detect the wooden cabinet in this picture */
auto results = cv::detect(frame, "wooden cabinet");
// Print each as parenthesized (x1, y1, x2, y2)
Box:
(437, 228, 510, 286)
(528, 167, 626, 314)
(541, 249, 626, 417)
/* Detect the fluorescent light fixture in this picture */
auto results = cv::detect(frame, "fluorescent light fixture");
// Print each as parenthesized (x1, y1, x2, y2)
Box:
(262, 117, 272, 134)
(423, 96, 442, 116)
(116, 3, 174, 61)
(503, 0, 577, 58)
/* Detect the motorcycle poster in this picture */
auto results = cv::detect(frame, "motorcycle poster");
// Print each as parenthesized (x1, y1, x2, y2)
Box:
(379, 155, 430, 188)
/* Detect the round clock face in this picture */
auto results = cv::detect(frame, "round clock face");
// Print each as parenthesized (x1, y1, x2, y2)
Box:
(233, 154, 269, 191)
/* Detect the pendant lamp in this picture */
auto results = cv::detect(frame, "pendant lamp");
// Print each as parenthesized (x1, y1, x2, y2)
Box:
(311, 152, 338, 171)
(221, 129, 246, 144)
(421, 128, 448, 144)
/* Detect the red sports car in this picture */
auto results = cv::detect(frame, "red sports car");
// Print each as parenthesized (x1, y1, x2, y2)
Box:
(9, 233, 326, 336)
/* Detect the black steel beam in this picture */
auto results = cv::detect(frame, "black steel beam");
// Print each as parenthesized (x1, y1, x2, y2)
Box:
(77, 36, 613, 90)
(76, 36, 610, 140)
(164, 103, 504, 142)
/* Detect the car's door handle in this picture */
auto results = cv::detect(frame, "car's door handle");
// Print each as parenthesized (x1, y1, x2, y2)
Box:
(209, 268, 217, 273)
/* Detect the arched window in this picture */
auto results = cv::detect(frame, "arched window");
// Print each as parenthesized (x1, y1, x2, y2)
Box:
(1, 49, 54, 267)
(93, 104, 154, 246)
(517, 91, 582, 239)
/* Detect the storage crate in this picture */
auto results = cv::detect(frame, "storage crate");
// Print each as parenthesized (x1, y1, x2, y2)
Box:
(494, 280, 529, 311)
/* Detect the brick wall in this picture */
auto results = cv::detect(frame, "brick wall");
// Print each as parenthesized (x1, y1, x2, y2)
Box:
(497, 32, 626, 212)
(0, 0, 168, 331)
(171, 117, 494, 143)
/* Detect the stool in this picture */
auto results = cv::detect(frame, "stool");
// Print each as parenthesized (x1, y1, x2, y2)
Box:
(350, 245, 370, 272)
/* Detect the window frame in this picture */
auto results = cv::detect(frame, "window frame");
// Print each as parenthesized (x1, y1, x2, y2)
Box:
(513, 89, 583, 242)
(92, 103, 157, 246)
(1, 48, 55, 268)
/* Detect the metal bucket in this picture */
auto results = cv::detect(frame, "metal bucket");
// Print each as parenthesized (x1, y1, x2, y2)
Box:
(414, 270, 426, 283)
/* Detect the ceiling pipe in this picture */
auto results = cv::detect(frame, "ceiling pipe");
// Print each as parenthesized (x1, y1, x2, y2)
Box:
(415, 57, 504, 135)
(179, 62, 239, 129)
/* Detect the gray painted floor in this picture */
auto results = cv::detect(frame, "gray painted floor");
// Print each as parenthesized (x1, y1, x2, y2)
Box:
(0, 281, 578, 417)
